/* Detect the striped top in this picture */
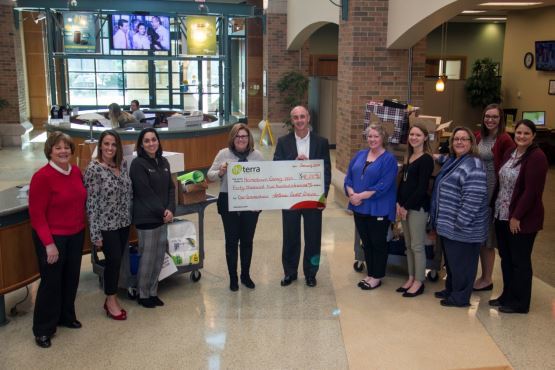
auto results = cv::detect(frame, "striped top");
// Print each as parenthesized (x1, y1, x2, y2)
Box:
(430, 154, 488, 243)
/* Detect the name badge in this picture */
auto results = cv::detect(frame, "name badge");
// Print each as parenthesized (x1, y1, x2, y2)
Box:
(377, 217, 384, 221)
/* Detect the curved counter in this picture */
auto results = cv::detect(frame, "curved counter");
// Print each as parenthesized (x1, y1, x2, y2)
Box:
(46, 118, 234, 170)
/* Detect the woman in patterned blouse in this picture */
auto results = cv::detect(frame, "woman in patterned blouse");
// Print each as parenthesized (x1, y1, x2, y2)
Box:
(490, 120, 548, 314)
(84, 130, 132, 320)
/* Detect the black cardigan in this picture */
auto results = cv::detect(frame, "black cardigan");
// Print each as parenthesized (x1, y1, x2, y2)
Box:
(397, 153, 434, 212)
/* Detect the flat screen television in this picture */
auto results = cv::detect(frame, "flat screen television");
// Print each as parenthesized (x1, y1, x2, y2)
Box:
(535, 41, 555, 71)
(522, 111, 545, 126)
(110, 14, 171, 51)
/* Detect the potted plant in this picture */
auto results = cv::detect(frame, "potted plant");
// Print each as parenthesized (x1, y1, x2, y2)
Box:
(465, 58, 501, 108)
(276, 71, 308, 130)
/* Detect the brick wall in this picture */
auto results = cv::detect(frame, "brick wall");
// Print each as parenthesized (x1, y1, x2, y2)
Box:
(335, 0, 426, 172)
(0, 5, 28, 125)
(263, 11, 310, 123)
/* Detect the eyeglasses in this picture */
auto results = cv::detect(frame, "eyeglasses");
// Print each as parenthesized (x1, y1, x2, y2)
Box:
(235, 135, 249, 140)
(453, 137, 471, 143)
(484, 115, 500, 120)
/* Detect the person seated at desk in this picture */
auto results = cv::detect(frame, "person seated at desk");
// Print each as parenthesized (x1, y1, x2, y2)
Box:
(130, 99, 146, 122)
(108, 103, 137, 129)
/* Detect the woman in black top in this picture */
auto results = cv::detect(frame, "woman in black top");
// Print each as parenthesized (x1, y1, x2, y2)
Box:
(396, 123, 434, 297)
(130, 128, 175, 308)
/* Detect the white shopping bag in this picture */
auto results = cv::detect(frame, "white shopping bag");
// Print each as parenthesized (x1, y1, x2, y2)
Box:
(158, 253, 178, 281)
(167, 219, 199, 266)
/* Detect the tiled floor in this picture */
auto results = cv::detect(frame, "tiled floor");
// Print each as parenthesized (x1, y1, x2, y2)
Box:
(0, 131, 553, 369)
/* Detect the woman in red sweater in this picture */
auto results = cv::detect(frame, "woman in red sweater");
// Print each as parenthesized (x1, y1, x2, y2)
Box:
(490, 120, 548, 313)
(29, 132, 87, 348)
(473, 104, 515, 292)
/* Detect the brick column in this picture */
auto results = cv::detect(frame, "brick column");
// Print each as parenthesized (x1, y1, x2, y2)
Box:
(0, 5, 32, 147)
(330, 0, 426, 206)
(335, 0, 426, 174)
(263, 0, 309, 126)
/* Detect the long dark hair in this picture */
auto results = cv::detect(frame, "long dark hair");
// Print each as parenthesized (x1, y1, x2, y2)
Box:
(481, 103, 505, 138)
(136, 127, 163, 158)
(98, 130, 123, 168)
(513, 119, 539, 167)
(405, 123, 432, 165)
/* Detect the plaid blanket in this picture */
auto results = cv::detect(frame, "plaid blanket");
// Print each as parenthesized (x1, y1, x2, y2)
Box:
(364, 102, 409, 144)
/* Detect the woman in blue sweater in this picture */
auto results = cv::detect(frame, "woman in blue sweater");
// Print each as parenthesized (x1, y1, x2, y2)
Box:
(430, 127, 488, 307)
(345, 124, 398, 290)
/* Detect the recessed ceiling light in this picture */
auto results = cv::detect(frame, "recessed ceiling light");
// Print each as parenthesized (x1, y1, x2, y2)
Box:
(462, 10, 486, 13)
(480, 2, 542, 6)
(475, 17, 508, 20)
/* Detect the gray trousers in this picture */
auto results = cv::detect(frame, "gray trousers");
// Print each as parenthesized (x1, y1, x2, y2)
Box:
(137, 224, 168, 299)
(401, 209, 428, 282)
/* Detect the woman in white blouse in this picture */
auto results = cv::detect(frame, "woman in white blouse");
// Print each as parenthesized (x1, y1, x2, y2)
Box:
(84, 130, 132, 320)
(207, 124, 264, 291)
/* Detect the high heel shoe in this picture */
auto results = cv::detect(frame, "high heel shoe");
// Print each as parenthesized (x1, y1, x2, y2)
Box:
(402, 283, 425, 298)
(104, 300, 127, 320)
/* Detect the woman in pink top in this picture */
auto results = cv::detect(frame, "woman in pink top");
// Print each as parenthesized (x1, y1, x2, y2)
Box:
(28, 131, 87, 349)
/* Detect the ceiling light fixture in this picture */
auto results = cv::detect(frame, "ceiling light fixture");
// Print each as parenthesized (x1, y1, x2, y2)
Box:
(436, 22, 448, 93)
(480, 2, 542, 6)
(462, 10, 486, 14)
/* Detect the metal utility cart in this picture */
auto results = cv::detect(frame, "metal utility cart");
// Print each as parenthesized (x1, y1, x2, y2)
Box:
(91, 194, 217, 287)
(173, 194, 217, 281)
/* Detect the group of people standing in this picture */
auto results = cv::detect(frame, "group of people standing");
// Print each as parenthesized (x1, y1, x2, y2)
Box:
(29, 128, 174, 348)
(345, 104, 548, 314)
(208, 106, 331, 291)
(27, 103, 548, 349)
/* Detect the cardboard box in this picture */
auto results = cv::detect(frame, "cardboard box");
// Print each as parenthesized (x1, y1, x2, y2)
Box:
(178, 180, 208, 205)
(409, 114, 452, 153)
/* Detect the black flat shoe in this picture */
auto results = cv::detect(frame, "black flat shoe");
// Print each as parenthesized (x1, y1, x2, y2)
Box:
(440, 299, 470, 308)
(138, 298, 156, 308)
(360, 280, 381, 290)
(434, 290, 449, 299)
(499, 306, 528, 314)
(59, 320, 82, 329)
(280, 274, 298, 287)
(488, 298, 504, 307)
(240, 275, 255, 289)
(403, 284, 425, 298)
(305, 276, 317, 287)
(230, 278, 239, 292)
(473, 283, 493, 292)
(35, 335, 51, 348)
(395, 286, 409, 293)
(150, 296, 164, 306)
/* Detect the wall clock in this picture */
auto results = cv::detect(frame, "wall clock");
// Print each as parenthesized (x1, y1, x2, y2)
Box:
(524, 52, 534, 69)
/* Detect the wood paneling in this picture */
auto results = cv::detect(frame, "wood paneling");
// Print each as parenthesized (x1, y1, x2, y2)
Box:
(71, 131, 229, 171)
(0, 220, 38, 294)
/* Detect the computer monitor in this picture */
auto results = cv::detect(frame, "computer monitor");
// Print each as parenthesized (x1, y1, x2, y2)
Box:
(522, 111, 545, 126)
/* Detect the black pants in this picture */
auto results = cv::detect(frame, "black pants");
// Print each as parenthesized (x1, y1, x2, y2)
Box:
(218, 193, 260, 278)
(495, 220, 537, 312)
(32, 230, 84, 337)
(441, 236, 480, 306)
(101, 226, 130, 295)
(354, 214, 390, 279)
(281, 209, 323, 278)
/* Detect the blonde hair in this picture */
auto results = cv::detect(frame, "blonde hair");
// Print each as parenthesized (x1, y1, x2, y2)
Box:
(364, 124, 388, 147)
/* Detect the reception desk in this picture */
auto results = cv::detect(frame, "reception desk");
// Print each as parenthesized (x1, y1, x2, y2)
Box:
(46, 117, 234, 171)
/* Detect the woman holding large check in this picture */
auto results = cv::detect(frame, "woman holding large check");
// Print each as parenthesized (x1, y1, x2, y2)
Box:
(207, 123, 264, 291)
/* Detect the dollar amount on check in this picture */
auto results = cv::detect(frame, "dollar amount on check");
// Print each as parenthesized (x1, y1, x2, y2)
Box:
(227, 160, 326, 211)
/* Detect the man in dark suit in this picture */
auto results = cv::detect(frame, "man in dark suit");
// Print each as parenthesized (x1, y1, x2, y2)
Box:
(273, 106, 331, 287)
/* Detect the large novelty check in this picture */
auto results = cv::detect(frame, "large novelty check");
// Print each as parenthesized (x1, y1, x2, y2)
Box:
(227, 160, 326, 211)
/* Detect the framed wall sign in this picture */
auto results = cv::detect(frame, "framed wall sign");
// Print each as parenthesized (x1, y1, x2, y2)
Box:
(549, 80, 555, 95)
